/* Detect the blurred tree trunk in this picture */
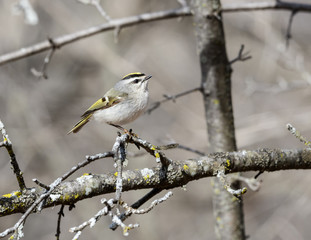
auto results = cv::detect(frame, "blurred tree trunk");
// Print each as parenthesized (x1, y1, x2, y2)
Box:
(190, 0, 246, 239)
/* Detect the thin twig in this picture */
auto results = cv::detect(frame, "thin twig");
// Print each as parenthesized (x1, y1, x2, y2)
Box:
(217, 170, 247, 198)
(112, 134, 129, 211)
(223, 1, 311, 13)
(287, 123, 311, 148)
(129, 135, 172, 166)
(0, 119, 26, 191)
(0, 151, 114, 238)
(0, 7, 190, 66)
(285, 10, 297, 48)
(121, 192, 173, 215)
(70, 192, 171, 238)
(91, 0, 111, 21)
(1, 2, 311, 66)
(33, 178, 50, 190)
(231, 175, 261, 191)
(229, 44, 252, 65)
(177, 144, 205, 156)
(70, 198, 117, 237)
(77, 0, 111, 21)
(110, 188, 163, 230)
(146, 87, 202, 114)
(113, 26, 121, 43)
(12, 0, 39, 25)
(30, 38, 57, 80)
(55, 205, 65, 240)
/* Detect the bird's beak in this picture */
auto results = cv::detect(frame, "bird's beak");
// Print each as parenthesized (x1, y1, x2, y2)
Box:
(143, 75, 152, 82)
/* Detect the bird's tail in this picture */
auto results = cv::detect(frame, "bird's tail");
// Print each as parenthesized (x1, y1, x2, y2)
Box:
(67, 114, 93, 134)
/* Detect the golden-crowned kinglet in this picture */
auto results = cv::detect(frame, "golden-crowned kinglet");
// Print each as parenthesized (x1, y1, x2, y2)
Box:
(68, 72, 152, 134)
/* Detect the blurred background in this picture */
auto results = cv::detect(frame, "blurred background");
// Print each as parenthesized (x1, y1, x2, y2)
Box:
(0, 0, 311, 239)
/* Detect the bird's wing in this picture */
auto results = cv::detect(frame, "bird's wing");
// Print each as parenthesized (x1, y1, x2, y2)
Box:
(81, 88, 127, 117)
(67, 89, 127, 134)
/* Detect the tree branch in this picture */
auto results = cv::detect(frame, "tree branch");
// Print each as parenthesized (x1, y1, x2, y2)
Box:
(1, 148, 310, 218)
(0, 7, 190, 66)
(1, 1, 311, 66)
(223, 1, 311, 13)
(0, 119, 26, 191)
(146, 87, 202, 114)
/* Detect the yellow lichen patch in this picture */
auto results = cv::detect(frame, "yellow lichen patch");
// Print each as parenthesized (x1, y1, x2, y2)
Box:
(2, 193, 12, 198)
(226, 159, 231, 167)
(140, 168, 154, 183)
(143, 174, 150, 183)
(83, 173, 90, 176)
(74, 194, 79, 199)
(114, 172, 118, 177)
(154, 152, 160, 158)
(64, 194, 71, 201)
(183, 164, 189, 170)
(3, 191, 21, 198)
(123, 226, 131, 235)
(212, 99, 219, 105)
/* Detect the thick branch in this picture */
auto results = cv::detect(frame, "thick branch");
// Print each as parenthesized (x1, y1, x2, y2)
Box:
(1, 148, 310, 217)
(223, 1, 311, 13)
(190, 0, 243, 239)
(0, 7, 190, 66)
(1, 1, 311, 66)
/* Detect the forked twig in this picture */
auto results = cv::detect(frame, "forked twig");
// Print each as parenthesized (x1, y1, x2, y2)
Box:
(146, 87, 202, 114)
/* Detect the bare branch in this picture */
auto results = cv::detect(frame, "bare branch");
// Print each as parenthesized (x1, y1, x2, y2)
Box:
(33, 178, 50, 190)
(233, 175, 261, 192)
(177, 144, 205, 156)
(0, 7, 190, 66)
(55, 205, 65, 240)
(0, 119, 26, 191)
(12, 0, 39, 25)
(70, 198, 117, 237)
(128, 135, 172, 166)
(110, 188, 163, 230)
(229, 44, 252, 65)
(223, 1, 311, 13)
(0, 150, 113, 238)
(77, 0, 111, 21)
(71, 191, 172, 237)
(285, 10, 297, 48)
(111, 134, 129, 209)
(1, 148, 311, 218)
(146, 87, 202, 114)
(287, 123, 311, 148)
(122, 191, 173, 215)
(30, 38, 57, 80)
(1, 2, 311, 66)
(216, 170, 247, 198)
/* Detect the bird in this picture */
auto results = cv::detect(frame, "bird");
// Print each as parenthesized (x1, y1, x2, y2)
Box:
(68, 72, 152, 134)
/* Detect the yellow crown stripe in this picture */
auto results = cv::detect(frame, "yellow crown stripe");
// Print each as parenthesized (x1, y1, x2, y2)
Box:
(122, 72, 145, 80)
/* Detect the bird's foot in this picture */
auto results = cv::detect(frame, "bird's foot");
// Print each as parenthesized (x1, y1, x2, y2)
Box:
(110, 124, 138, 137)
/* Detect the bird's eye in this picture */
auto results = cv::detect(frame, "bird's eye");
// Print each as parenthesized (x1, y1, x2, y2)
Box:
(132, 79, 140, 84)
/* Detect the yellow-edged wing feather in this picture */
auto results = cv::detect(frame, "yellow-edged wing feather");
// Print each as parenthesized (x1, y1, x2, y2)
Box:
(67, 89, 127, 134)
